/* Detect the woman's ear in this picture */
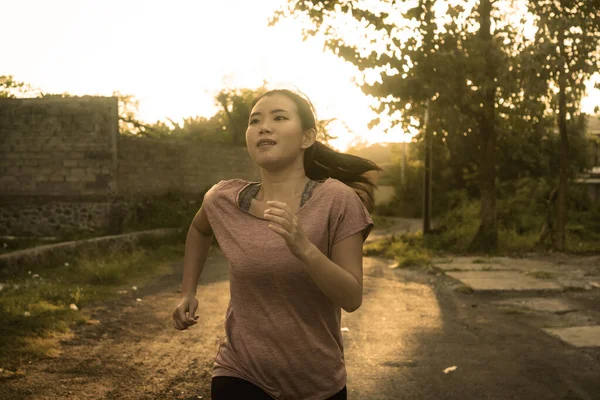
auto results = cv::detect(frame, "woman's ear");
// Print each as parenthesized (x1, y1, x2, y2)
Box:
(302, 128, 317, 149)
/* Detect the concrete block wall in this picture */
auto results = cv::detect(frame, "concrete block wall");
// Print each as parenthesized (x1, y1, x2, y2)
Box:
(117, 136, 260, 195)
(0, 96, 118, 196)
(0, 95, 392, 237)
(0, 96, 261, 237)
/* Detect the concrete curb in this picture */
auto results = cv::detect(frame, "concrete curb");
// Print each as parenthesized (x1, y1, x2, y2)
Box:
(0, 228, 183, 272)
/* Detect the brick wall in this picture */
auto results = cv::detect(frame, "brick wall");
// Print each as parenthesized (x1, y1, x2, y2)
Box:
(0, 96, 260, 237)
(118, 136, 260, 195)
(0, 96, 118, 196)
(0, 96, 387, 237)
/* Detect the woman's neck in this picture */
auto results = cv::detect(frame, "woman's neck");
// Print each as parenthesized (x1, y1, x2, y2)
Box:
(257, 176, 310, 203)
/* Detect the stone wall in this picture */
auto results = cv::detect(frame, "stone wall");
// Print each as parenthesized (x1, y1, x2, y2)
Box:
(0, 96, 260, 237)
(117, 136, 260, 195)
(0, 195, 116, 237)
(0, 96, 118, 196)
(0, 97, 119, 237)
(0, 96, 388, 238)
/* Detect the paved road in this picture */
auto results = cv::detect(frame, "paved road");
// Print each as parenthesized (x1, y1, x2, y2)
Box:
(2, 244, 600, 399)
(351, 255, 600, 399)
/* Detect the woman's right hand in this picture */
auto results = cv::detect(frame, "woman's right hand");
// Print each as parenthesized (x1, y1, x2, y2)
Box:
(172, 295, 199, 330)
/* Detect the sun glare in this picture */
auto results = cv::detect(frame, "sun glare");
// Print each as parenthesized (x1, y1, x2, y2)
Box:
(1, 0, 599, 154)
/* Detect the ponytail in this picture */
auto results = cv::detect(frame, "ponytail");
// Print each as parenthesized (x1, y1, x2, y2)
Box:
(304, 140, 383, 213)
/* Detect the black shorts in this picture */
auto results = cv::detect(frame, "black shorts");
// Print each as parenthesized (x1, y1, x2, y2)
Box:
(211, 376, 347, 400)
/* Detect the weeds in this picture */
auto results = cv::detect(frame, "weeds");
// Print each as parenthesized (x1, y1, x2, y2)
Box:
(363, 231, 433, 269)
(0, 239, 185, 370)
(370, 215, 397, 230)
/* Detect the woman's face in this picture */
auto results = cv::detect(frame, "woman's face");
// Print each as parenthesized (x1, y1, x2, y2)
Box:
(246, 93, 310, 167)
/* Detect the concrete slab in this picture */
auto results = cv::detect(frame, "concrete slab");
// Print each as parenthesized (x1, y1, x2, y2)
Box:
(542, 326, 600, 347)
(435, 262, 514, 272)
(493, 298, 578, 313)
(445, 271, 563, 292)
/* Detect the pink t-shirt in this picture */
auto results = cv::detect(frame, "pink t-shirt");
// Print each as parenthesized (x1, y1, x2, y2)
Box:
(202, 177, 374, 400)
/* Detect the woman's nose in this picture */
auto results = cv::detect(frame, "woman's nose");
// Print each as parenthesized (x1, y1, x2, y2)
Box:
(259, 124, 272, 133)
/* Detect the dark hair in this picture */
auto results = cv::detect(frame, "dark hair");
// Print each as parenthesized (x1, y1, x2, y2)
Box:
(251, 89, 384, 213)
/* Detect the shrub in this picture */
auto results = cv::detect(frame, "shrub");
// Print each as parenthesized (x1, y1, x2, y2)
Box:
(426, 199, 480, 253)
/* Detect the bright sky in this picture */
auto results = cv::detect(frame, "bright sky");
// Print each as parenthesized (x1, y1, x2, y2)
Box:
(2, 0, 599, 153)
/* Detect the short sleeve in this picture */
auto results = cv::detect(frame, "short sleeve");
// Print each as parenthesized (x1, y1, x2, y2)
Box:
(202, 180, 228, 202)
(329, 184, 374, 247)
(201, 179, 230, 219)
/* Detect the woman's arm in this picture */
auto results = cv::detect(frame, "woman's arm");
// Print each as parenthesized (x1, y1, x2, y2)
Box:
(299, 232, 364, 313)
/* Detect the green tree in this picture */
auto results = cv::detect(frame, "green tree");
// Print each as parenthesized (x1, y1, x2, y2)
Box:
(215, 86, 266, 146)
(525, 0, 600, 250)
(271, 0, 532, 252)
(0, 75, 40, 98)
(167, 115, 229, 143)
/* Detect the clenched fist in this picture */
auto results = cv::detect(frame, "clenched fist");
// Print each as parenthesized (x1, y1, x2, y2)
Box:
(172, 295, 199, 330)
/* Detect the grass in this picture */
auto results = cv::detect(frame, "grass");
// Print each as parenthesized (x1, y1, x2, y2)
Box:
(424, 219, 600, 257)
(363, 230, 433, 269)
(0, 236, 65, 255)
(371, 215, 397, 230)
(363, 239, 390, 257)
(498, 228, 540, 255)
(0, 234, 185, 371)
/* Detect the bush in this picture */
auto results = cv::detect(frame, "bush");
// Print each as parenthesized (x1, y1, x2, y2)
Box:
(498, 228, 539, 255)
(387, 232, 432, 268)
(113, 185, 214, 235)
(426, 198, 480, 253)
(425, 176, 600, 255)
(362, 239, 389, 257)
(496, 177, 549, 234)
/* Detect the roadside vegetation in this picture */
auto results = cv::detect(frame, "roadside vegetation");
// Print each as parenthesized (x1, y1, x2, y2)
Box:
(0, 233, 185, 372)
(365, 167, 600, 269)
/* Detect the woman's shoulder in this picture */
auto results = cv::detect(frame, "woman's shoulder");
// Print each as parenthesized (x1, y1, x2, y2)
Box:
(212, 178, 253, 190)
(204, 179, 245, 199)
(320, 177, 355, 196)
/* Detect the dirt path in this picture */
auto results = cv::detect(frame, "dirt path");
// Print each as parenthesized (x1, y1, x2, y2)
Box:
(1, 249, 231, 400)
(2, 246, 600, 399)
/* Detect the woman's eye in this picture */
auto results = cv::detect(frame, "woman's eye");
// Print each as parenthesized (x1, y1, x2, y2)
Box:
(249, 119, 259, 125)
(274, 116, 287, 121)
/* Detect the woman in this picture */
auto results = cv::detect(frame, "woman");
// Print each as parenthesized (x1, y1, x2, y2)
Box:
(173, 89, 383, 400)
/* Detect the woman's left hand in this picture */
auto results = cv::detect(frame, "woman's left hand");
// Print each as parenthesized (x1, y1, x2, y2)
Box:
(264, 201, 313, 260)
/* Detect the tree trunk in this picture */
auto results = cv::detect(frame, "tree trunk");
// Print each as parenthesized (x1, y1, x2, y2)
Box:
(400, 142, 407, 186)
(468, 0, 498, 253)
(537, 185, 558, 248)
(423, 99, 433, 233)
(554, 26, 569, 251)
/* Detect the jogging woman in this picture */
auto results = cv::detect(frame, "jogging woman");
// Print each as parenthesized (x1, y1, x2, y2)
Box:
(173, 89, 382, 400)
